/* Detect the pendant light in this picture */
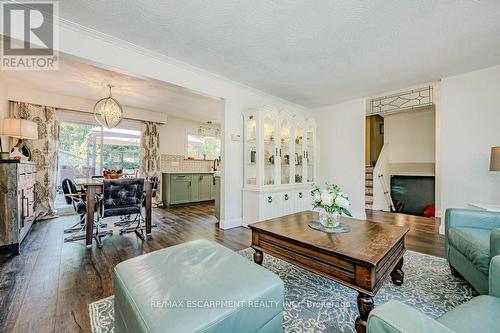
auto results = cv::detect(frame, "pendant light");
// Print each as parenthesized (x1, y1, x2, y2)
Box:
(94, 84, 123, 128)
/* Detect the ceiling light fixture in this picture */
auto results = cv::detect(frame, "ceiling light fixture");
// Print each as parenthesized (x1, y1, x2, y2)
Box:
(94, 84, 123, 128)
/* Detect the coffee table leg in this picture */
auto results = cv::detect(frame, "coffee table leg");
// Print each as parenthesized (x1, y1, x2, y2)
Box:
(391, 257, 404, 286)
(253, 249, 263, 265)
(355, 292, 374, 333)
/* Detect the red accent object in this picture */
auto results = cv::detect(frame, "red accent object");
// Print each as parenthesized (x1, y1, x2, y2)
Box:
(423, 204, 435, 217)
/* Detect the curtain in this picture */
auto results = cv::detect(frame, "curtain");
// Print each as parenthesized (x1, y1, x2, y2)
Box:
(141, 121, 162, 206)
(11, 102, 59, 220)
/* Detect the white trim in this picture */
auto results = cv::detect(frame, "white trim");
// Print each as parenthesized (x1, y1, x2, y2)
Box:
(369, 204, 389, 212)
(219, 217, 242, 230)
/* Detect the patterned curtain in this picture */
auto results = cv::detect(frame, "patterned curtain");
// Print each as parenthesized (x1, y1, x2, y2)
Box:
(141, 121, 162, 206)
(11, 102, 59, 220)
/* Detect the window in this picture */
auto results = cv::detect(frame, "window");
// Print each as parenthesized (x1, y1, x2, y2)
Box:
(186, 132, 221, 160)
(57, 115, 142, 185)
(100, 127, 142, 175)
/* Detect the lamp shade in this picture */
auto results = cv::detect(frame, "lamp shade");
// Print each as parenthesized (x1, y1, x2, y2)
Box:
(490, 147, 500, 171)
(2, 118, 38, 140)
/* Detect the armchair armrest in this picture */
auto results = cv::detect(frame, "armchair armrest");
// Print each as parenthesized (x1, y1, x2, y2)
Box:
(491, 229, 500, 258)
(367, 301, 454, 333)
(489, 255, 500, 298)
(445, 208, 500, 231)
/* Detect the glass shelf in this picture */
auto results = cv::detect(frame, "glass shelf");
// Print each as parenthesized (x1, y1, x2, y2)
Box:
(244, 108, 315, 187)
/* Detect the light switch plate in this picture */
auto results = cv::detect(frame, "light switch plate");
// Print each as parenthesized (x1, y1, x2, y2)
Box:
(231, 134, 241, 141)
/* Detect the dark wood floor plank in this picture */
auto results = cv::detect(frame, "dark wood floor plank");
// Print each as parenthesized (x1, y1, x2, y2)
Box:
(0, 217, 54, 333)
(0, 204, 443, 333)
(365, 210, 444, 257)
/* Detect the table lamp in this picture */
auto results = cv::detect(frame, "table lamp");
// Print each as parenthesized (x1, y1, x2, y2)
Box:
(491, 147, 500, 172)
(1, 118, 38, 161)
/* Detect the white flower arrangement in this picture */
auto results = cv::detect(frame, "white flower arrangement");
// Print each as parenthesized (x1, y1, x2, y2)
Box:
(311, 183, 352, 217)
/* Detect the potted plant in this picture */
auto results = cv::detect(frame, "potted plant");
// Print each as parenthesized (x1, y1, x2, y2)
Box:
(311, 183, 352, 228)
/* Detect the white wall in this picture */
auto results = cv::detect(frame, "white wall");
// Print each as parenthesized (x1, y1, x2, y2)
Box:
(159, 116, 220, 156)
(55, 22, 306, 229)
(440, 64, 500, 232)
(312, 99, 366, 219)
(384, 107, 435, 163)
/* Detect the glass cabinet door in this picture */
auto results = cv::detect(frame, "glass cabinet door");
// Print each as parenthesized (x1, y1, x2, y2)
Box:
(294, 122, 304, 184)
(306, 124, 315, 183)
(280, 117, 291, 184)
(244, 113, 257, 185)
(263, 112, 277, 186)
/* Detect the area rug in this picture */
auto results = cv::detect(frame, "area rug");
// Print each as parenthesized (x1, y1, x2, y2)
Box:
(89, 249, 476, 333)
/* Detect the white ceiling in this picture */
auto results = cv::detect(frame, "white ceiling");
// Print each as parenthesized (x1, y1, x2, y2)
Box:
(0, 57, 223, 123)
(56, 0, 500, 108)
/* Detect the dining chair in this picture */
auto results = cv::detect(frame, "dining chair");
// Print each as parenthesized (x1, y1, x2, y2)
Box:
(61, 178, 86, 234)
(62, 178, 112, 246)
(100, 178, 148, 239)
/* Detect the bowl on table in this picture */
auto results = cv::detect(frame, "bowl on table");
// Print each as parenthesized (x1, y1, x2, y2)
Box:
(103, 173, 122, 180)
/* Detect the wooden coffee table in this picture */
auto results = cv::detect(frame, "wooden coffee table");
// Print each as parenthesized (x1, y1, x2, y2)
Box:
(249, 211, 409, 333)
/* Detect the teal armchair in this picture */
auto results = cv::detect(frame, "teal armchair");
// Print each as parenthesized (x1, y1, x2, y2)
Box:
(367, 256, 500, 333)
(445, 208, 500, 294)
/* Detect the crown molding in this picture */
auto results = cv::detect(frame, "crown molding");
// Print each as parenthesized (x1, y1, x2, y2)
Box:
(58, 18, 306, 112)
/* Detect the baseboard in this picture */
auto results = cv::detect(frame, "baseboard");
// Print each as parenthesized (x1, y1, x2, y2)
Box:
(219, 217, 242, 230)
(370, 204, 389, 212)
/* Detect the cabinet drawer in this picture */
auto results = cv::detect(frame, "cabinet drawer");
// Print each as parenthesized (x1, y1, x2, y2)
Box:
(171, 174, 190, 181)
(281, 191, 294, 215)
(294, 190, 311, 213)
(26, 166, 36, 176)
(261, 193, 280, 220)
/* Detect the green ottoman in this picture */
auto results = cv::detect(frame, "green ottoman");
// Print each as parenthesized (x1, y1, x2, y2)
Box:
(114, 240, 284, 333)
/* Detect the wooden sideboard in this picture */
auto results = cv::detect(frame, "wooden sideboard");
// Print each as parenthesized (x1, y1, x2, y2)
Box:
(0, 160, 36, 254)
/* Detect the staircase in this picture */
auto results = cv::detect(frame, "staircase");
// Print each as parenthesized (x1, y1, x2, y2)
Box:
(365, 165, 374, 210)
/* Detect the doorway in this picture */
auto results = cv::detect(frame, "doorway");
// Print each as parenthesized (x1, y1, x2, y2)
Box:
(365, 114, 384, 167)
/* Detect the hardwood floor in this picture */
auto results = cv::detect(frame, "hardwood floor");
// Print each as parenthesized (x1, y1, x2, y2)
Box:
(366, 210, 445, 258)
(0, 204, 443, 333)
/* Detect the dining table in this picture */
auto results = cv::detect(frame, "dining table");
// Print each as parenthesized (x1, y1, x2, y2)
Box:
(75, 178, 154, 246)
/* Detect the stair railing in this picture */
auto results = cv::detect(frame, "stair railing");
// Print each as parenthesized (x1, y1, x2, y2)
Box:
(378, 174, 395, 212)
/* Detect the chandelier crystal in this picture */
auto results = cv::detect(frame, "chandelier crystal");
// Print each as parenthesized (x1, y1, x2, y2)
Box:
(94, 84, 123, 128)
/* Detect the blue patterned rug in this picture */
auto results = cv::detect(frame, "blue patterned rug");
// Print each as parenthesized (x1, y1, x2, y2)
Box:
(89, 249, 476, 333)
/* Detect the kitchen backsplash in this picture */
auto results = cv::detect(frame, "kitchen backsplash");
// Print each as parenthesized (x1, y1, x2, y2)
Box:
(161, 154, 214, 173)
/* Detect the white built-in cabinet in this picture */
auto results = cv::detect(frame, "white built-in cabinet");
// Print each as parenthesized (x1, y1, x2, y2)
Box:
(242, 106, 317, 225)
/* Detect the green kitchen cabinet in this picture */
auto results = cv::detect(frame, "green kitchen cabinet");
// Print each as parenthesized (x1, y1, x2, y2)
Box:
(198, 174, 213, 201)
(211, 176, 216, 200)
(163, 173, 215, 207)
(168, 175, 191, 205)
(190, 174, 200, 202)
